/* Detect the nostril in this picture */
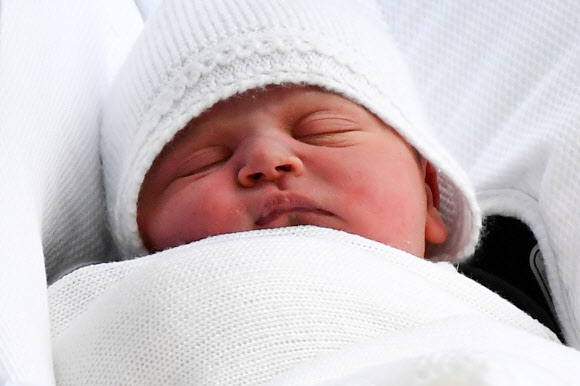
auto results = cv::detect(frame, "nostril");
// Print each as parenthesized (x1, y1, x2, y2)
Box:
(250, 172, 263, 181)
(275, 164, 292, 172)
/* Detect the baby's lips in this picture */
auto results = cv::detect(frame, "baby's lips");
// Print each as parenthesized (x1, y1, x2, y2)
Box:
(253, 192, 331, 226)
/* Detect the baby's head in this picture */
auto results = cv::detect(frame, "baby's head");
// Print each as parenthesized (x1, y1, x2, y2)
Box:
(102, 0, 481, 261)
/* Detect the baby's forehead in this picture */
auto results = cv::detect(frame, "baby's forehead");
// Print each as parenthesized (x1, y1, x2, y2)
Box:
(194, 85, 346, 119)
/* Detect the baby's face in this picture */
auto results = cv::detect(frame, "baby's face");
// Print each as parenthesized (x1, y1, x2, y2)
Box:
(137, 86, 447, 257)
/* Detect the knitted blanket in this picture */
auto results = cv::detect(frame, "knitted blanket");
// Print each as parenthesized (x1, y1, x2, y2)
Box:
(270, 315, 580, 385)
(49, 227, 568, 385)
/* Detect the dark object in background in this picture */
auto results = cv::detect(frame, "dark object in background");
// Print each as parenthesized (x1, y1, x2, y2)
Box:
(456, 215, 564, 342)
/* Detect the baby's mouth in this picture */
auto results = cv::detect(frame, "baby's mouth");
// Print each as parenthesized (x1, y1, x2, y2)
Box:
(254, 194, 333, 227)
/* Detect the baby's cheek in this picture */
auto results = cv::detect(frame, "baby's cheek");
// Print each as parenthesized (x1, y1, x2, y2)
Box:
(188, 183, 251, 237)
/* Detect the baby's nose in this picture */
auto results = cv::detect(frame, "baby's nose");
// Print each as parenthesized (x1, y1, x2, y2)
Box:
(237, 137, 304, 187)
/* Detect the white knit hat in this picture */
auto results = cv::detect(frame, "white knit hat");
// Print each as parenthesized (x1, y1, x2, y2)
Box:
(101, 0, 481, 260)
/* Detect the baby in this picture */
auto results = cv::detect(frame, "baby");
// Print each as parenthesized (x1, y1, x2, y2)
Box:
(137, 85, 449, 257)
(101, 0, 481, 263)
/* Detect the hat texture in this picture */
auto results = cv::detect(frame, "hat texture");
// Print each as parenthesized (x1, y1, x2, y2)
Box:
(101, 0, 481, 260)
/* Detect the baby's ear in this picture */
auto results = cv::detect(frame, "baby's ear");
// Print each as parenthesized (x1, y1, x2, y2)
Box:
(424, 162, 448, 245)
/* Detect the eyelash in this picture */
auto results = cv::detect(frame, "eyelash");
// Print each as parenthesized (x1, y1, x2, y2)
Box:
(174, 148, 231, 179)
(294, 124, 360, 146)
(295, 131, 351, 144)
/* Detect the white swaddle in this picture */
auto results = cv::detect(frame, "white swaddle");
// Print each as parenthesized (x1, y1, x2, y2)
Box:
(269, 315, 580, 385)
(49, 227, 565, 385)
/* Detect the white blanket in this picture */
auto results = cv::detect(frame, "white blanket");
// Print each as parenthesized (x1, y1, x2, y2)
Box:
(49, 227, 571, 385)
(270, 315, 580, 386)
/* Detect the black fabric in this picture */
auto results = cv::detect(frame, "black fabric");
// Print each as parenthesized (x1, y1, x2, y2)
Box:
(456, 215, 565, 343)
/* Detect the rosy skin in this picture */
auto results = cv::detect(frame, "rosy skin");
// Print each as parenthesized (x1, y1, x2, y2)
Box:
(137, 86, 448, 257)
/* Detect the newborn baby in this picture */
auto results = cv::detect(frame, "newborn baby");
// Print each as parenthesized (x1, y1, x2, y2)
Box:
(101, 0, 480, 262)
(137, 85, 448, 257)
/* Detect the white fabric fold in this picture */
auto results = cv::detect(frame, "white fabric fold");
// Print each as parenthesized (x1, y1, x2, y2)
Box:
(49, 227, 559, 385)
(0, 1, 142, 383)
(270, 315, 580, 386)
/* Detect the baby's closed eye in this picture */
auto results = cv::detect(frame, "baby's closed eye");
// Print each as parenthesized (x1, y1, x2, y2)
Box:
(294, 113, 362, 147)
(173, 146, 231, 179)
